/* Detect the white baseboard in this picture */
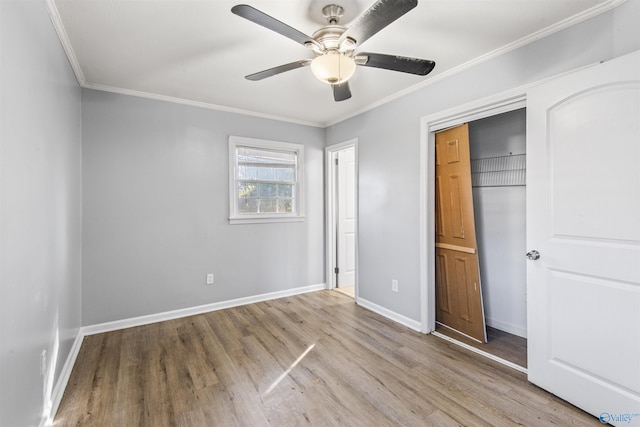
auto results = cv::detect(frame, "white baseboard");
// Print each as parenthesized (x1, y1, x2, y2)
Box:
(356, 297, 422, 332)
(83, 283, 326, 336)
(42, 330, 84, 427)
(485, 317, 527, 338)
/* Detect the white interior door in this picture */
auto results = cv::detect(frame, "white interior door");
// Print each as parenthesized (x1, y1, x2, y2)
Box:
(337, 146, 356, 287)
(527, 50, 640, 425)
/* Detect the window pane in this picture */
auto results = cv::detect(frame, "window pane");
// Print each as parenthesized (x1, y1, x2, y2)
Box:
(277, 184, 293, 198)
(238, 182, 257, 198)
(259, 199, 277, 213)
(256, 167, 275, 181)
(243, 166, 257, 180)
(238, 197, 258, 213)
(277, 199, 293, 213)
(275, 167, 294, 182)
(258, 183, 277, 198)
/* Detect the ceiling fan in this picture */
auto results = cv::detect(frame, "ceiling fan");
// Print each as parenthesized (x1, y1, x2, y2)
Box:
(231, 0, 436, 102)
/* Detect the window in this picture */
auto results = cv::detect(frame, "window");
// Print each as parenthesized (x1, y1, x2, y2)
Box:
(229, 136, 305, 224)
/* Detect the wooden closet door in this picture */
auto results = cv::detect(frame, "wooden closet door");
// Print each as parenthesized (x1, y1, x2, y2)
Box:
(435, 123, 486, 342)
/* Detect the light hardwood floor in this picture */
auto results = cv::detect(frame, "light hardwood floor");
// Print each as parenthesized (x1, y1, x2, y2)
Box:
(334, 286, 355, 298)
(435, 324, 528, 368)
(54, 290, 599, 426)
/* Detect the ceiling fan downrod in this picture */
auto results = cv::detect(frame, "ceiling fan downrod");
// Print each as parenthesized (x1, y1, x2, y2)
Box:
(322, 4, 344, 25)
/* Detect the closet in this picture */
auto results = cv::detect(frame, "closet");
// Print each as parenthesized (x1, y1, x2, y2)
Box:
(435, 108, 527, 367)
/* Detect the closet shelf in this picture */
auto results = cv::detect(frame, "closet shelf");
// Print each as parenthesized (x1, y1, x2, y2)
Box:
(471, 153, 526, 187)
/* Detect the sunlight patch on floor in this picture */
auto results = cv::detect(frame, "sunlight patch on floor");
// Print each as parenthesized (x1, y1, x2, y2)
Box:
(263, 343, 316, 396)
(334, 286, 354, 298)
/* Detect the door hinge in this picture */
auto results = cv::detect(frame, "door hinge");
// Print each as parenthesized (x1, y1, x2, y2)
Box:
(335, 157, 339, 165)
(334, 267, 339, 274)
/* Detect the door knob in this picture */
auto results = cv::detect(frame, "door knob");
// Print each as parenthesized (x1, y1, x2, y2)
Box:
(526, 250, 541, 260)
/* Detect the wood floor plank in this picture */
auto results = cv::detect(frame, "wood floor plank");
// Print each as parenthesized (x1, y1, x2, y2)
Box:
(54, 290, 600, 426)
(82, 330, 123, 425)
(436, 324, 528, 368)
(175, 318, 220, 390)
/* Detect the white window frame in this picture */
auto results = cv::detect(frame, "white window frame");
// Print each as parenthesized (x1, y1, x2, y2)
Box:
(228, 136, 305, 224)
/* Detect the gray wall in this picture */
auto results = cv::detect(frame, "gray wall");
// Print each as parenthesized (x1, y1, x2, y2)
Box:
(81, 90, 325, 325)
(1, 2, 639, 424)
(0, 1, 82, 426)
(469, 109, 527, 337)
(325, 0, 640, 323)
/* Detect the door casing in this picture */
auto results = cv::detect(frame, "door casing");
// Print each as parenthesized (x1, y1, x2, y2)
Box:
(325, 139, 359, 298)
(419, 65, 597, 339)
(420, 89, 528, 335)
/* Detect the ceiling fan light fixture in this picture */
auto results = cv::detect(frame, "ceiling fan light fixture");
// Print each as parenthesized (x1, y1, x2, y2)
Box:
(310, 52, 356, 84)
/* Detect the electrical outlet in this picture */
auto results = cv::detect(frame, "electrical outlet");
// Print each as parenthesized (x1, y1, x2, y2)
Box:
(206, 273, 214, 285)
(391, 279, 399, 293)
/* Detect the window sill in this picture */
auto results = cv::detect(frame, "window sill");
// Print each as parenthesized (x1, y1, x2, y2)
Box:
(228, 215, 305, 225)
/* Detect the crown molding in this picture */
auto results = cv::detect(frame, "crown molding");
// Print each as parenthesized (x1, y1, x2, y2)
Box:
(45, 0, 85, 86)
(45, 0, 625, 129)
(82, 82, 324, 127)
(324, 0, 627, 127)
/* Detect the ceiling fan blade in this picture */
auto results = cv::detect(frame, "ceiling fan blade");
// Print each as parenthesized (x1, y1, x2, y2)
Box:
(232, 5, 320, 49)
(332, 82, 352, 102)
(339, 0, 417, 47)
(245, 60, 312, 81)
(356, 52, 435, 76)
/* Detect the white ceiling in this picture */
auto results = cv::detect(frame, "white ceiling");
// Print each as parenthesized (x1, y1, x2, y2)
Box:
(48, 0, 618, 127)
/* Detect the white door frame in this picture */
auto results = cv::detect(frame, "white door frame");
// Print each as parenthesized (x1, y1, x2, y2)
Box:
(418, 64, 598, 334)
(325, 139, 359, 298)
(419, 89, 528, 334)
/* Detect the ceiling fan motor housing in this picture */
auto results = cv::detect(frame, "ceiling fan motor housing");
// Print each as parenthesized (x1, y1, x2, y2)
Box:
(310, 5, 356, 85)
(312, 26, 349, 52)
(309, 4, 356, 54)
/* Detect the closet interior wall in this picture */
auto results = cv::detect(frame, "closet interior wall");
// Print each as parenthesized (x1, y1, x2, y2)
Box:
(469, 108, 527, 338)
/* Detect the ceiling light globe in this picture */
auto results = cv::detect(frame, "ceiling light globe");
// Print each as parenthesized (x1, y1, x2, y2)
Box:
(310, 53, 356, 85)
